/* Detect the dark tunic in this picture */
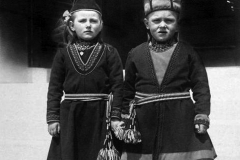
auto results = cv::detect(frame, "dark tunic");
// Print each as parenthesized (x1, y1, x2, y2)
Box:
(46, 42, 123, 160)
(122, 41, 216, 160)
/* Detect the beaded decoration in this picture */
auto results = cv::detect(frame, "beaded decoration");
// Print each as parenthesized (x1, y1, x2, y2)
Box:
(75, 41, 96, 56)
(149, 38, 176, 52)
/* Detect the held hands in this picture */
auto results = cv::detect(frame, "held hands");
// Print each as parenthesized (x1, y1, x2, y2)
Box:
(48, 122, 60, 137)
(195, 124, 208, 134)
(111, 120, 125, 140)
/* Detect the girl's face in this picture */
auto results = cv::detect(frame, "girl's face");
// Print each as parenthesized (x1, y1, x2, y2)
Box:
(70, 10, 103, 41)
(144, 10, 178, 42)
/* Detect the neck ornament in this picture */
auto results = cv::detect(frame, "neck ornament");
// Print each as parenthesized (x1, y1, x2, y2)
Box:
(75, 41, 96, 56)
(149, 38, 176, 52)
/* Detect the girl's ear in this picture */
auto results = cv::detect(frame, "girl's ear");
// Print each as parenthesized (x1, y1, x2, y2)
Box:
(143, 18, 149, 29)
(69, 21, 75, 31)
(100, 21, 103, 31)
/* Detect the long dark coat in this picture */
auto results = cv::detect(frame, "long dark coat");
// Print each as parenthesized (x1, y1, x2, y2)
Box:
(122, 41, 217, 160)
(46, 42, 123, 160)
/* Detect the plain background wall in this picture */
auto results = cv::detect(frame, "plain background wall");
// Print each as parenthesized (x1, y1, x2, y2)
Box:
(0, 67, 240, 160)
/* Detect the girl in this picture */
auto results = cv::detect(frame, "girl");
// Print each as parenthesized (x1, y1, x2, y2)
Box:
(46, 0, 123, 160)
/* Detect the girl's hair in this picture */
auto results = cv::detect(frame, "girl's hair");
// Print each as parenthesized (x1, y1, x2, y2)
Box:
(51, 15, 77, 47)
(52, 11, 102, 47)
(63, 15, 78, 45)
(51, 0, 103, 47)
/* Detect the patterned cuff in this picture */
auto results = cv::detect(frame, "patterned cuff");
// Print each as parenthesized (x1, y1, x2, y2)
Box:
(47, 114, 60, 124)
(194, 114, 210, 128)
(111, 110, 121, 120)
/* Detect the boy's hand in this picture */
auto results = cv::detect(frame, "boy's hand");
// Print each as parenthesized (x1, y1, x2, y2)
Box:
(48, 122, 60, 137)
(195, 124, 208, 134)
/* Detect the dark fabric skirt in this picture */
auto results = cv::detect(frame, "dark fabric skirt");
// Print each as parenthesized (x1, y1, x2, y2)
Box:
(122, 99, 217, 160)
(47, 100, 122, 160)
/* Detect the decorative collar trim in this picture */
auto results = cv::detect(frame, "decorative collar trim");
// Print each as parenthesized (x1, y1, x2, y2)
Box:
(67, 43, 105, 75)
(149, 38, 177, 52)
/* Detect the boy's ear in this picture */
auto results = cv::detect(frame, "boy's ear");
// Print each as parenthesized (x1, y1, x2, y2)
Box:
(69, 21, 75, 31)
(143, 18, 149, 29)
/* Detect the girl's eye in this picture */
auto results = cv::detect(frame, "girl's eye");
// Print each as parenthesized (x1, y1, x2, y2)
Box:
(152, 19, 161, 23)
(90, 19, 98, 23)
(79, 19, 86, 23)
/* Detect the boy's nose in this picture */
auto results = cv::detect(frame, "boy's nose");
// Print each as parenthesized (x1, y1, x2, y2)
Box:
(159, 22, 167, 28)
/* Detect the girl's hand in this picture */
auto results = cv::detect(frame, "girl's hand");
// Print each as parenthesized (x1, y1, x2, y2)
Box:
(195, 124, 208, 134)
(48, 122, 60, 137)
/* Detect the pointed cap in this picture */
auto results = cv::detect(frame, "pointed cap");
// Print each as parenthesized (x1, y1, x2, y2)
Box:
(70, 0, 102, 15)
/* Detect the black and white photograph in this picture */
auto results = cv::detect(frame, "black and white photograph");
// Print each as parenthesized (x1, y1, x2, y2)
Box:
(0, 0, 239, 160)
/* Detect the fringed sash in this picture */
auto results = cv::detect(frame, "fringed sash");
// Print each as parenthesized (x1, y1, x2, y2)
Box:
(133, 91, 190, 107)
(64, 93, 120, 160)
(128, 91, 191, 118)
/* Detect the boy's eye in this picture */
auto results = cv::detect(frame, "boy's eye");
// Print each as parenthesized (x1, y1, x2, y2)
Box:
(165, 19, 175, 23)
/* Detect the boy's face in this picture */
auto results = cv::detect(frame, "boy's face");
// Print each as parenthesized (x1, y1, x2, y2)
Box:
(70, 10, 102, 41)
(144, 10, 178, 42)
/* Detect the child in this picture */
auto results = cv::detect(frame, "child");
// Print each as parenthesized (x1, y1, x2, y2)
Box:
(121, 0, 217, 159)
(46, 0, 123, 159)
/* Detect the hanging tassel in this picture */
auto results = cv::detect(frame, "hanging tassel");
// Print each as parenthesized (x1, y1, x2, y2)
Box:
(122, 107, 142, 144)
(123, 129, 141, 144)
(97, 93, 121, 160)
(97, 131, 121, 160)
(97, 147, 120, 160)
(121, 101, 142, 144)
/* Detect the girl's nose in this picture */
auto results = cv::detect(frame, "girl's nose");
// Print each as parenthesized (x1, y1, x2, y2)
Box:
(86, 21, 91, 28)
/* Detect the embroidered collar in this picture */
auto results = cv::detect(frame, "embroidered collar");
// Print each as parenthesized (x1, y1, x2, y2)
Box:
(68, 43, 105, 75)
(75, 41, 97, 56)
(149, 38, 177, 52)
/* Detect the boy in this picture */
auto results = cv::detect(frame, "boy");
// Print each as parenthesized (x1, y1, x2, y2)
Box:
(121, 0, 217, 159)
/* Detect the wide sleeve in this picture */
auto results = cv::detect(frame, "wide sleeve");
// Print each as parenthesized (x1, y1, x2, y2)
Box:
(46, 49, 65, 124)
(122, 50, 137, 115)
(106, 46, 124, 120)
(189, 47, 211, 126)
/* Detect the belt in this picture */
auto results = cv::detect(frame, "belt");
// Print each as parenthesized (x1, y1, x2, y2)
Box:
(134, 91, 190, 105)
(65, 93, 110, 101)
(64, 93, 113, 118)
(128, 91, 191, 117)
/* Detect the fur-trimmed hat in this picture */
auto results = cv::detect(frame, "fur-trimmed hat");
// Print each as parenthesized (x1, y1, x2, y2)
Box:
(144, 0, 181, 16)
